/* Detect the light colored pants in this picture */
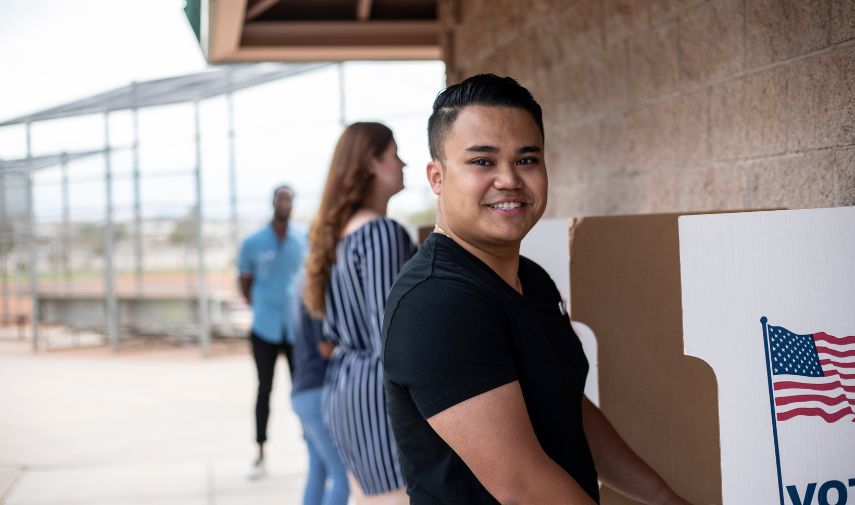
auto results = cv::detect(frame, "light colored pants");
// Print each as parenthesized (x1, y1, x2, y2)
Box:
(292, 388, 350, 505)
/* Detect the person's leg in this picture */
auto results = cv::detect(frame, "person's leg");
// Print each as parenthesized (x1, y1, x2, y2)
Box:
(347, 474, 367, 503)
(250, 331, 278, 469)
(297, 389, 349, 505)
(354, 487, 408, 505)
(292, 390, 328, 505)
(281, 338, 295, 379)
(346, 474, 406, 505)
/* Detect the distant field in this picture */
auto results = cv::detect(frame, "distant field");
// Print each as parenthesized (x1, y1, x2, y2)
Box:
(0, 269, 243, 322)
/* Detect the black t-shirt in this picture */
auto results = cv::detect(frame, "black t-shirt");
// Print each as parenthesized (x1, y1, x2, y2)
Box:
(382, 233, 599, 504)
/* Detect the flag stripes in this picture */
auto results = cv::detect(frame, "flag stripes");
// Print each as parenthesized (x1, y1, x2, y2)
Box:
(766, 323, 855, 424)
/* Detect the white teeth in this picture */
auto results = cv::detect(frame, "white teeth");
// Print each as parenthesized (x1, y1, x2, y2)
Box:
(489, 202, 523, 210)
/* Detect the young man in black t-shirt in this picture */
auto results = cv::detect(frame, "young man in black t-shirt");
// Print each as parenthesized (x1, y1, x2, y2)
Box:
(382, 74, 692, 505)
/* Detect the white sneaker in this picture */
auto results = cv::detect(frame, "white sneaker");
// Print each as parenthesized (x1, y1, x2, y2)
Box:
(247, 458, 266, 481)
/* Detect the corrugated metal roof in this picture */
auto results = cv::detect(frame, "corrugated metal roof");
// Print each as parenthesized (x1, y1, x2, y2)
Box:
(0, 62, 329, 127)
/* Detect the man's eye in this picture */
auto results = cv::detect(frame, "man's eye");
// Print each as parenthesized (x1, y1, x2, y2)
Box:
(471, 158, 492, 166)
(518, 157, 539, 166)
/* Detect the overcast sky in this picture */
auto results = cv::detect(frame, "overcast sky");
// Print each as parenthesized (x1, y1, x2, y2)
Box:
(0, 0, 207, 121)
(0, 0, 446, 225)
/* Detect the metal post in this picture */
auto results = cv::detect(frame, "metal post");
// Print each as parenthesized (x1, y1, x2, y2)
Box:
(0, 159, 7, 325)
(226, 90, 238, 248)
(25, 122, 39, 350)
(193, 101, 210, 355)
(103, 112, 119, 351)
(61, 152, 71, 295)
(338, 62, 347, 127)
(132, 84, 143, 296)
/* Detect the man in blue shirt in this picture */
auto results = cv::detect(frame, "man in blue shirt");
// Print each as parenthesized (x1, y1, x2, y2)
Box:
(237, 184, 306, 480)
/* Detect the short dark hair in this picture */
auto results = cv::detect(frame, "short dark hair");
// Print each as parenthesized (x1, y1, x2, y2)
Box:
(427, 74, 544, 161)
(273, 184, 294, 199)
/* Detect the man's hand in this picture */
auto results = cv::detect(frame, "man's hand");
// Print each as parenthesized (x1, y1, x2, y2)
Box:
(582, 398, 695, 505)
(239, 275, 253, 305)
(317, 342, 335, 359)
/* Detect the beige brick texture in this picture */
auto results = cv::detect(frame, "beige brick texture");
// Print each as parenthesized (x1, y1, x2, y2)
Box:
(710, 66, 789, 160)
(678, 0, 745, 86)
(649, 0, 706, 23)
(837, 147, 855, 205)
(488, 0, 527, 49)
(545, 182, 589, 218)
(629, 21, 681, 102)
(623, 89, 709, 171)
(552, 43, 629, 122)
(553, 0, 605, 61)
(746, 0, 831, 66)
(677, 163, 750, 212)
(744, 150, 841, 209)
(442, 0, 852, 217)
(604, 0, 649, 45)
(547, 114, 627, 184)
(831, 0, 855, 43)
(787, 43, 855, 151)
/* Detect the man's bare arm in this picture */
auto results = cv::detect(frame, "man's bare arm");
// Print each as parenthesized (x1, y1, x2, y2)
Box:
(581, 397, 691, 505)
(427, 381, 597, 505)
(239, 275, 252, 305)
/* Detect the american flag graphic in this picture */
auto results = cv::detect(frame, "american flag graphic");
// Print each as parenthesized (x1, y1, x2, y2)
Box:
(765, 323, 855, 423)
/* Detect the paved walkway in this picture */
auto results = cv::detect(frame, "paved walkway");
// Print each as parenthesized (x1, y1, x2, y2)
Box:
(0, 336, 311, 504)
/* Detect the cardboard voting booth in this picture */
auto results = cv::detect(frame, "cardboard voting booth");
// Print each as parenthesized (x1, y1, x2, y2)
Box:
(569, 213, 721, 505)
(569, 208, 854, 505)
(680, 207, 855, 505)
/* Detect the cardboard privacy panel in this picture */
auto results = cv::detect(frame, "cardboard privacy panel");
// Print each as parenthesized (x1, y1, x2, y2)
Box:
(522, 218, 600, 404)
(570, 213, 722, 505)
(680, 207, 855, 505)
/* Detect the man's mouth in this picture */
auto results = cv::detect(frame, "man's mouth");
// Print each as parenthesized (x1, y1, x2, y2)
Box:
(487, 202, 525, 210)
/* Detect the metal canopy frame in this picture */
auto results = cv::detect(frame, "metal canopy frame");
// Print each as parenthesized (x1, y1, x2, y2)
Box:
(0, 150, 109, 340)
(0, 62, 332, 354)
(0, 63, 329, 126)
(0, 150, 107, 173)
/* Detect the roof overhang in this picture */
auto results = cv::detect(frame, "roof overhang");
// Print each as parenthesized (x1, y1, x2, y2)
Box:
(188, 0, 440, 63)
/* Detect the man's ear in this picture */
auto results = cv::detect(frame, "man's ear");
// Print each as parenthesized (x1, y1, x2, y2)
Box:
(427, 160, 443, 195)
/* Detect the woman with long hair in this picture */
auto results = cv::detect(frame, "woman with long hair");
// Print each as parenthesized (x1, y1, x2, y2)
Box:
(304, 122, 416, 503)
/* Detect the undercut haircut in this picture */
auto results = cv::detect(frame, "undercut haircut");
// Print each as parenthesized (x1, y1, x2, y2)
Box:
(427, 74, 544, 162)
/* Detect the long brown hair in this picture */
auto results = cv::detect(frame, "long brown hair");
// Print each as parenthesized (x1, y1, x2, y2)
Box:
(303, 122, 394, 317)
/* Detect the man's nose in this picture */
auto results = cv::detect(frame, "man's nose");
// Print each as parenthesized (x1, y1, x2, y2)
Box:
(493, 163, 522, 190)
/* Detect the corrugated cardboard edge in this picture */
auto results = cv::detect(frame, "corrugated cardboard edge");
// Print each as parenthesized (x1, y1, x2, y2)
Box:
(569, 213, 723, 505)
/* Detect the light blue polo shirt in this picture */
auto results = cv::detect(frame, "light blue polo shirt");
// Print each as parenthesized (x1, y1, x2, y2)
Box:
(237, 225, 306, 344)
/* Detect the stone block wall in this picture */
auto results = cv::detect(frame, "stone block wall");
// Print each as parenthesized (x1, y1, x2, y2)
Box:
(439, 0, 855, 217)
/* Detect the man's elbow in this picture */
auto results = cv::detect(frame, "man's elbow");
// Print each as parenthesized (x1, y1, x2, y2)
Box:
(485, 471, 545, 505)
(492, 487, 540, 505)
(483, 463, 590, 505)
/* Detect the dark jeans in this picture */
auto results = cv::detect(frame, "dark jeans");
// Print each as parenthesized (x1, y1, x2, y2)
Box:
(251, 330, 294, 444)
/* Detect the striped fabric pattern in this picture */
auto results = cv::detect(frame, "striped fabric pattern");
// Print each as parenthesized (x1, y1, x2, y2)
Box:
(322, 218, 417, 495)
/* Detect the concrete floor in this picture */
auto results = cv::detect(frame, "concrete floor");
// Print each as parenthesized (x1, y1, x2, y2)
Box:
(0, 335, 310, 504)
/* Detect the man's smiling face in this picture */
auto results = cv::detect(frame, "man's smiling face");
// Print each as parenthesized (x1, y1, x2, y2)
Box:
(429, 105, 547, 254)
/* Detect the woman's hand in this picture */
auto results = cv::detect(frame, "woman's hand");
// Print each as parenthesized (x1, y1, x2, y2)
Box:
(317, 341, 336, 359)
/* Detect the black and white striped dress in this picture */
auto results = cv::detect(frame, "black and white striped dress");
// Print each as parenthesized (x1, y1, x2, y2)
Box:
(322, 217, 417, 495)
